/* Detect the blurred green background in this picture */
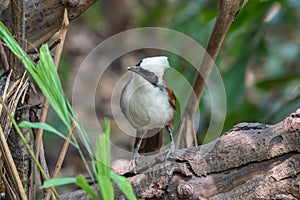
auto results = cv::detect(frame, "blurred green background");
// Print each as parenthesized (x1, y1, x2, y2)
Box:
(64, 0, 299, 138)
(49, 0, 300, 169)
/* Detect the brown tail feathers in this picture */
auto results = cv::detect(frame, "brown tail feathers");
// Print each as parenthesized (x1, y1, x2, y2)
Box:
(134, 128, 163, 154)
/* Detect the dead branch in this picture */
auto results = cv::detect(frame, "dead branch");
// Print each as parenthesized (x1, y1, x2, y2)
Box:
(175, 0, 248, 149)
(60, 108, 300, 199)
(0, 0, 96, 52)
(0, 121, 27, 200)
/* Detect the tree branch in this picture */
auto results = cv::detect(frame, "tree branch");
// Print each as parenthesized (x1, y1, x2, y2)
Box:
(175, 0, 248, 149)
(61, 109, 300, 199)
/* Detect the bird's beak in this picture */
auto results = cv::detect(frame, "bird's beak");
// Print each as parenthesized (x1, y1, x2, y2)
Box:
(127, 65, 145, 77)
(127, 66, 139, 72)
(127, 65, 158, 85)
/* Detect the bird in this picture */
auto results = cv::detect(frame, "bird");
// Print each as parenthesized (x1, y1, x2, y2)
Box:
(120, 56, 176, 171)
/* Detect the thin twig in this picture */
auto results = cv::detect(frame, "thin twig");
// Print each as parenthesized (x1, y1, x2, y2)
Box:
(0, 98, 62, 200)
(0, 42, 9, 70)
(54, 10, 69, 67)
(4, 72, 28, 135)
(4, 79, 20, 101)
(30, 99, 49, 198)
(0, 70, 12, 115)
(0, 166, 17, 200)
(36, 9, 69, 200)
(32, 39, 61, 62)
(44, 121, 76, 200)
(0, 121, 28, 200)
(39, 140, 51, 182)
(175, 0, 248, 148)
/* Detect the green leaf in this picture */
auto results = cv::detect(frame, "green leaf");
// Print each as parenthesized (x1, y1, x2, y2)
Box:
(223, 56, 248, 111)
(104, 118, 110, 139)
(41, 177, 76, 189)
(0, 22, 36, 70)
(37, 45, 71, 128)
(255, 74, 300, 90)
(76, 175, 98, 200)
(97, 176, 114, 200)
(0, 21, 96, 194)
(96, 119, 111, 177)
(95, 119, 113, 199)
(223, 101, 265, 133)
(110, 171, 136, 200)
(0, 22, 71, 129)
(18, 121, 77, 147)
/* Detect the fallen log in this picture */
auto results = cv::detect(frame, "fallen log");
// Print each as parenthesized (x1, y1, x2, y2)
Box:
(61, 109, 300, 199)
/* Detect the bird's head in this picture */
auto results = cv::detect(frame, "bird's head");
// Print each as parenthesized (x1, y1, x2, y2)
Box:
(127, 56, 170, 85)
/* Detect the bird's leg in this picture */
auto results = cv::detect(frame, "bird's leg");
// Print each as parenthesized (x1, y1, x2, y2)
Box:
(132, 130, 146, 173)
(166, 128, 175, 159)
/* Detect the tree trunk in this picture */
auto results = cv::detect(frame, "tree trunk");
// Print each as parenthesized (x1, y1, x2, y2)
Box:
(0, 1, 96, 199)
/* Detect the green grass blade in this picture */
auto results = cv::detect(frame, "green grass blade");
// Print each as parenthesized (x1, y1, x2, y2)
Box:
(41, 177, 76, 189)
(97, 176, 114, 200)
(95, 119, 114, 199)
(96, 121, 111, 177)
(0, 22, 36, 70)
(38, 45, 70, 128)
(0, 22, 70, 129)
(110, 171, 136, 200)
(104, 118, 110, 138)
(0, 98, 61, 199)
(76, 175, 98, 200)
(18, 121, 77, 147)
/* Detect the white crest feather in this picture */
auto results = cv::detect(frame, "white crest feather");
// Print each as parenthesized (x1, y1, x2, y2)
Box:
(139, 56, 170, 78)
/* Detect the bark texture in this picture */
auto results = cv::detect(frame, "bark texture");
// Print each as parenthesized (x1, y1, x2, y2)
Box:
(0, 0, 96, 51)
(61, 109, 300, 199)
(0, 1, 96, 199)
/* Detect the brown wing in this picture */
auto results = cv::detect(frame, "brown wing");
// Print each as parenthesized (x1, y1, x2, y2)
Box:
(165, 81, 176, 129)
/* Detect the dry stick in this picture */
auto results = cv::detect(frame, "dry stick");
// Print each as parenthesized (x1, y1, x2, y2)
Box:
(0, 125, 28, 200)
(0, 99, 61, 200)
(31, 15, 68, 179)
(30, 99, 50, 200)
(53, 10, 69, 67)
(39, 140, 52, 178)
(0, 165, 17, 200)
(4, 72, 27, 135)
(0, 70, 12, 115)
(44, 122, 76, 200)
(30, 39, 62, 197)
(0, 42, 9, 70)
(32, 39, 62, 63)
(175, 0, 248, 149)
(4, 79, 20, 100)
(40, 9, 69, 200)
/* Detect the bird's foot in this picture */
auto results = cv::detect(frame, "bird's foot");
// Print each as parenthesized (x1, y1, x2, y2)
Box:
(165, 141, 175, 161)
(131, 149, 140, 174)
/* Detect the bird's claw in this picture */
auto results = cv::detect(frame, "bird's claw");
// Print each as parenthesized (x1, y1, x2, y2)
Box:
(165, 141, 175, 160)
(131, 150, 140, 174)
